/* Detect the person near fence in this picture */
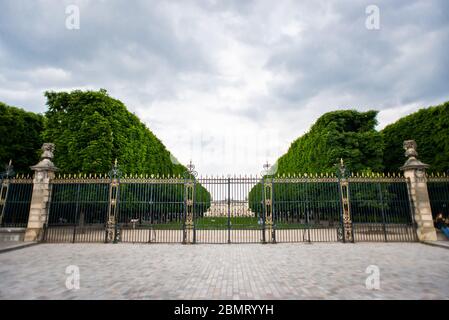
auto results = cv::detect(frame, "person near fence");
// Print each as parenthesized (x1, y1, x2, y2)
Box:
(434, 212, 449, 239)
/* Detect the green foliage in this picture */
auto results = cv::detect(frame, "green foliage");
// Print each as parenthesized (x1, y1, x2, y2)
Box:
(42, 89, 211, 216)
(50, 181, 212, 225)
(249, 110, 385, 220)
(43, 89, 186, 175)
(0, 102, 45, 173)
(382, 101, 449, 173)
(349, 182, 411, 223)
(248, 181, 264, 217)
(277, 110, 384, 175)
(248, 180, 341, 223)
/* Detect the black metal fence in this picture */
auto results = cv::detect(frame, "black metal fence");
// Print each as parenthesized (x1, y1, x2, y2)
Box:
(0, 176, 33, 228)
(194, 176, 263, 244)
(348, 176, 417, 242)
(427, 174, 449, 220)
(271, 177, 342, 242)
(41, 172, 418, 243)
(118, 178, 186, 243)
(44, 177, 109, 243)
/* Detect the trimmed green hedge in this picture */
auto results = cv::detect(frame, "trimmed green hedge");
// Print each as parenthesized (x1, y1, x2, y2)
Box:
(381, 101, 449, 173)
(276, 110, 384, 175)
(0, 102, 44, 173)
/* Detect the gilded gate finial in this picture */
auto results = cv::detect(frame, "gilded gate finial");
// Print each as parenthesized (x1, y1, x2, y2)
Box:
(263, 161, 270, 171)
(184, 160, 198, 178)
(338, 158, 347, 178)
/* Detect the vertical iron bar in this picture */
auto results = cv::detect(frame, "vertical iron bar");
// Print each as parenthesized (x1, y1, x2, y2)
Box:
(192, 180, 196, 244)
(227, 177, 231, 244)
(272, 176, 276, 244)
(262, 177, 266, 244)
(306, 180, 311, 243)
(182, 176, 186, 244)
(338, 177, 345, 243)
(74, 183, 81, 243)
(378, 182, 387, 242)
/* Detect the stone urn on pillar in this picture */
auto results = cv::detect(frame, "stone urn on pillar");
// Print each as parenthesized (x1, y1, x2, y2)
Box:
(400, 140, 437, 241)
(24, 143, 58, 242)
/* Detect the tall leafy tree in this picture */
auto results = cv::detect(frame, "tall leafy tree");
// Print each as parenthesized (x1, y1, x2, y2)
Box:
(276, 110, 384, 174)
(0, 102, 44, 173)
(42, 89, 210, 215)
(43, 89, 186, 175)
(382, 101, 449, 173)
(249, 110, 385, 215)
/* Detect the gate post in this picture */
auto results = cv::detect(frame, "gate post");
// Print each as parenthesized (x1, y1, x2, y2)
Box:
(183, 161, 196, 244)
(338, 159, 354, 243)
(400, 140, 437, 241)
(106, 159, 121, 243)
(261, 176, 266, 244)
(263, 177, 274, 243)
(227, 177, 231, 244)
(24, 143, 58, 242)
(184, 180, 194, 244)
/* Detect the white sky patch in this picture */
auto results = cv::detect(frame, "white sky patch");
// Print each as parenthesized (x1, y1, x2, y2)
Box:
(0, 88, 41, 103)
(30, 67, 71, 84)
(280, 21, 304, 37)
(377, 102, 422, 130)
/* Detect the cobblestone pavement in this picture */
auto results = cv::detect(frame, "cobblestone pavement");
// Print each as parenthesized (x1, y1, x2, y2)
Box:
(0, 243, 448, 299)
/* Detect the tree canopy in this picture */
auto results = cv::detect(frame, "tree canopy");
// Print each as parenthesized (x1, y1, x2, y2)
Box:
(1, 93, 448, 177)
(43, 89, 186, 175)
(381, 101, 449, 173)
(276, 110, 384, 175)
(0, 102, 44, 173)
(42, 89, 211, 213)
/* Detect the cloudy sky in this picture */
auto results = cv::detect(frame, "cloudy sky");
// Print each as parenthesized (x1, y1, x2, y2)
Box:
(0, 0, 448, 175)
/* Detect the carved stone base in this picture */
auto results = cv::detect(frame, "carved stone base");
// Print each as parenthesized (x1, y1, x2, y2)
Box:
(416, 226, 437, 241)
(24, 228, 43, 242)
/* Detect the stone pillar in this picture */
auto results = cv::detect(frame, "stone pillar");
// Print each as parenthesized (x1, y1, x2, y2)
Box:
(400, 140, 437, 241)
(24, 143, 58, 242)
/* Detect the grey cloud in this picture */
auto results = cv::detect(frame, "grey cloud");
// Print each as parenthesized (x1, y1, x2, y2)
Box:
(0, 0, 218, 111)
(264, 0, 449, 111)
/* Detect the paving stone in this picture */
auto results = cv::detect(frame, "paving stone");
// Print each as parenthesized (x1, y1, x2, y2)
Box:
(0, 243, 448, 299)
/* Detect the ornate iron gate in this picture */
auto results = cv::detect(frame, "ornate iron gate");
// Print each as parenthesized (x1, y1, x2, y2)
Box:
(0, 162, 33, 228)
(192, 176, 264, 244)
(272, 174, 344, 243)
(42, 161, 417, 243)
